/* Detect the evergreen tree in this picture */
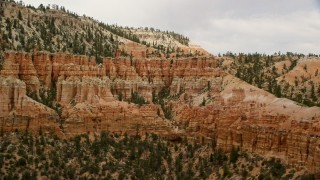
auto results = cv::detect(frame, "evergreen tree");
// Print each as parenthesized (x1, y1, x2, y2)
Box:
(229, 146, 239, 164)
(18, 10, 23, 20)
(311, 83, 316, 101)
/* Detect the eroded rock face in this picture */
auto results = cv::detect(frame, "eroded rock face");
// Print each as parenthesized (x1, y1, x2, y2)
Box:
(0, 76, 59, 134)
(1, 52, 40, 92)
(57, 76, 114, 104)
(175, 76, 320, 172)
(1, 51, 320, 172)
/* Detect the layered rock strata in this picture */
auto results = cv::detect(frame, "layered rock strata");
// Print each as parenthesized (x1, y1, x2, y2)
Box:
(1, 51, 320, 172)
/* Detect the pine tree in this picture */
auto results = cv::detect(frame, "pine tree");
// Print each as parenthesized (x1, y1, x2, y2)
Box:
(311, 83, 316, 101)
(230, 146, 239, 164)
(118, 92, 123, 101)
(201, 98, 206, 106)
(18, 10, 23, 20)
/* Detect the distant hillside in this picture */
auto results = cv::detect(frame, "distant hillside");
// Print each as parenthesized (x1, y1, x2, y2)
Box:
(219, 52, 320, 107)
(0, 0, 208, 63)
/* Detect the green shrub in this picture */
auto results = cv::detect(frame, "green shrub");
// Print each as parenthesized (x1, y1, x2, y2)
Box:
(230, 146, 239, 164)
(268, 158, 285, 178)
(16, 158, 27, 166)
(130, 91, 147, 106)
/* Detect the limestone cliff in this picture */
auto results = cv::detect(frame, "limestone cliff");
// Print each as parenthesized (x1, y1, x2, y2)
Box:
(175, 74, 320, 172)
(1, 51, 320, 173)
(0, 76, 59, 133)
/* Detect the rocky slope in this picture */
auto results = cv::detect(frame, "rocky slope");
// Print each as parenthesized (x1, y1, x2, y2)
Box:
(130, 28, 209, 56)
(0, 0, 208, 62)
(1, 51, 320, 173)
(1, 131, 315, 179)
(220, 53, 320, 106)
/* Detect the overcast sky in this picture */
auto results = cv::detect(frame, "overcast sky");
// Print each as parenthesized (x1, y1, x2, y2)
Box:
(22, 0, 320, 55)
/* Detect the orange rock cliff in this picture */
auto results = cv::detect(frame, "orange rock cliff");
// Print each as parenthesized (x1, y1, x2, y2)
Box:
(1, 51, 320, 172)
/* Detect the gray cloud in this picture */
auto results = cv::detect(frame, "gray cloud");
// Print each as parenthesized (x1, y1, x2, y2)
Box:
(23, 0, 320, 55)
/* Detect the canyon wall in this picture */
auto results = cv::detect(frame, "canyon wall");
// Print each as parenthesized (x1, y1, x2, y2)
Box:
(0, 52, 60, 133)
(0, 51, 320, 172)
(175, 76, 320, 172)
(0, 51, 217, 139)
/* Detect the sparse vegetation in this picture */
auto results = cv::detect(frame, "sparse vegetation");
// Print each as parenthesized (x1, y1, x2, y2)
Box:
(27, 87, 62, 117)
(224, 52, 320, 107)
(258, 157, 286, 179)
(152, 86, 174, 119)
(130, 91, 147, 106)
(0, 131, 306, 179)
(0, 0, 193, 64)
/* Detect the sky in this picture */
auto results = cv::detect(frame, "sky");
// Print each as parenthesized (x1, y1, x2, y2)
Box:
(22, 0, 320, 55)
